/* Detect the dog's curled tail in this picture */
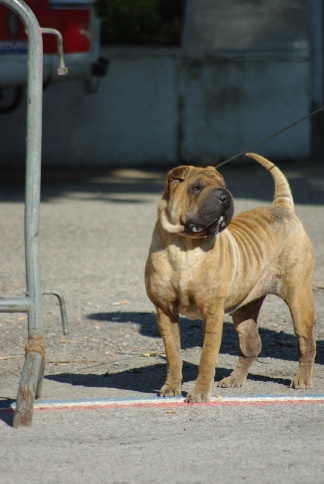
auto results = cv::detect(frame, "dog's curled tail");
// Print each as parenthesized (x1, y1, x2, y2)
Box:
(245, 152, 294, 212)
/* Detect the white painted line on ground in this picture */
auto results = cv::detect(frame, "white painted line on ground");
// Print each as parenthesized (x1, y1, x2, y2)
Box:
(2, 394, 324, 414)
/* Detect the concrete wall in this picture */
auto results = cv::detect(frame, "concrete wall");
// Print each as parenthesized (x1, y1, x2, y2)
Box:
(0, 0, 312, 167)
(182, 0, 310, 52)
(179, 53, 310, 162)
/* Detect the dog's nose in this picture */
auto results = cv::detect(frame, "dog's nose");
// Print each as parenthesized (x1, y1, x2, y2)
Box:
(214, 188, 231, 205)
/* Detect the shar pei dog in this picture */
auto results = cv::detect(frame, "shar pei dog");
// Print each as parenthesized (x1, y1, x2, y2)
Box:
(145, 153, 316, 403)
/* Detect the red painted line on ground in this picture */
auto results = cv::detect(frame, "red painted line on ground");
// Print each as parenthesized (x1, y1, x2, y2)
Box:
(30, 398, 324, 413)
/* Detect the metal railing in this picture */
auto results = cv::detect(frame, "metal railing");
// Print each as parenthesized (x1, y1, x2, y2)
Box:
(0, 0, 69, 427)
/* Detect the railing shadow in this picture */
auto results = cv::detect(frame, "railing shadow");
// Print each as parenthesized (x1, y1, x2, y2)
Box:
(0, 399, 15, 427)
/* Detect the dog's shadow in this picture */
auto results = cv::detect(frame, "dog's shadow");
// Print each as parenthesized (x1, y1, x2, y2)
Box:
(86, 311, 323, 364)
(46, 311, 323, 393)
(45, 360, 291, 396)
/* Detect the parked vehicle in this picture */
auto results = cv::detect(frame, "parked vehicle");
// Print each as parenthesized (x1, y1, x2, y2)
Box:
(0, 0, 107, 112)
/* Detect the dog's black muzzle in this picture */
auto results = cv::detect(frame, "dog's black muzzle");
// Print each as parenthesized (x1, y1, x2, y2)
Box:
(186, 187, 234, 237)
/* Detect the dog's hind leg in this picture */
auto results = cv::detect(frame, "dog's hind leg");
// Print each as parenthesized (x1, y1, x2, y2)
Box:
(285, 286, 316, 389)
(156, 308, 183, 397)
(218, 297, 264, 388)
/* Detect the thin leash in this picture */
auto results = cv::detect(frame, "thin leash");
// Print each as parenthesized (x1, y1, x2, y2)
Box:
(215, 105, 324, 169)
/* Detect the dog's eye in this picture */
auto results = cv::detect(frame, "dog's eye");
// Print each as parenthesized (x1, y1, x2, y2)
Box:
(190, 184, 201, 194)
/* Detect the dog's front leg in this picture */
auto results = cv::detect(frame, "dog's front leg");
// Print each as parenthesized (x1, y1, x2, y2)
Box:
(186, 306, 224, 403)
(156, 307, 182, 397)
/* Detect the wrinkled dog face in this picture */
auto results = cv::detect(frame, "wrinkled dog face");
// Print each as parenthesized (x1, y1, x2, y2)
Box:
(159, 165, 234, 238)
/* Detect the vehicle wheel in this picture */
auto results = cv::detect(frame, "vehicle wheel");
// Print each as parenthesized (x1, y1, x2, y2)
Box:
(0, 86, 24, 113)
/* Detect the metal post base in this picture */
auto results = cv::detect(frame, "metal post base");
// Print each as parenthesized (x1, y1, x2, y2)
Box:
(13, 351, 44, 428)
(11, 293, 68, 428)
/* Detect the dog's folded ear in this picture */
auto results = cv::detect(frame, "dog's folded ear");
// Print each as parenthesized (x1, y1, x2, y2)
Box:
(204, 166, 226, 187)
(162, 166, 191, 200)
(168, 165, 190, 182)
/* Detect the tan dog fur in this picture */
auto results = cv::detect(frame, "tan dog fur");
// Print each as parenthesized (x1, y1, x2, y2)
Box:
(145, 153, 316, 403)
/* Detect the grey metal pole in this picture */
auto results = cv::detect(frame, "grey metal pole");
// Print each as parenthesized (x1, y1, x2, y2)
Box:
(0, 0, 69, 427)
(0, 0, 43, 332)
(4, 0, 44, 427)
(0, 0, 43, 336)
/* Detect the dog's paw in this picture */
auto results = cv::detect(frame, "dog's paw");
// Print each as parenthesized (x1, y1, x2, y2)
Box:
(159, 383, 182, 397)
(290, 375, 313, 390)
(217, 375, 246, 388)
(186, 390, 211, 403)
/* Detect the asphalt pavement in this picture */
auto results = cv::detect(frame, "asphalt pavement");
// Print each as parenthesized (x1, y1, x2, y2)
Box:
(1, 159, 324, 483)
